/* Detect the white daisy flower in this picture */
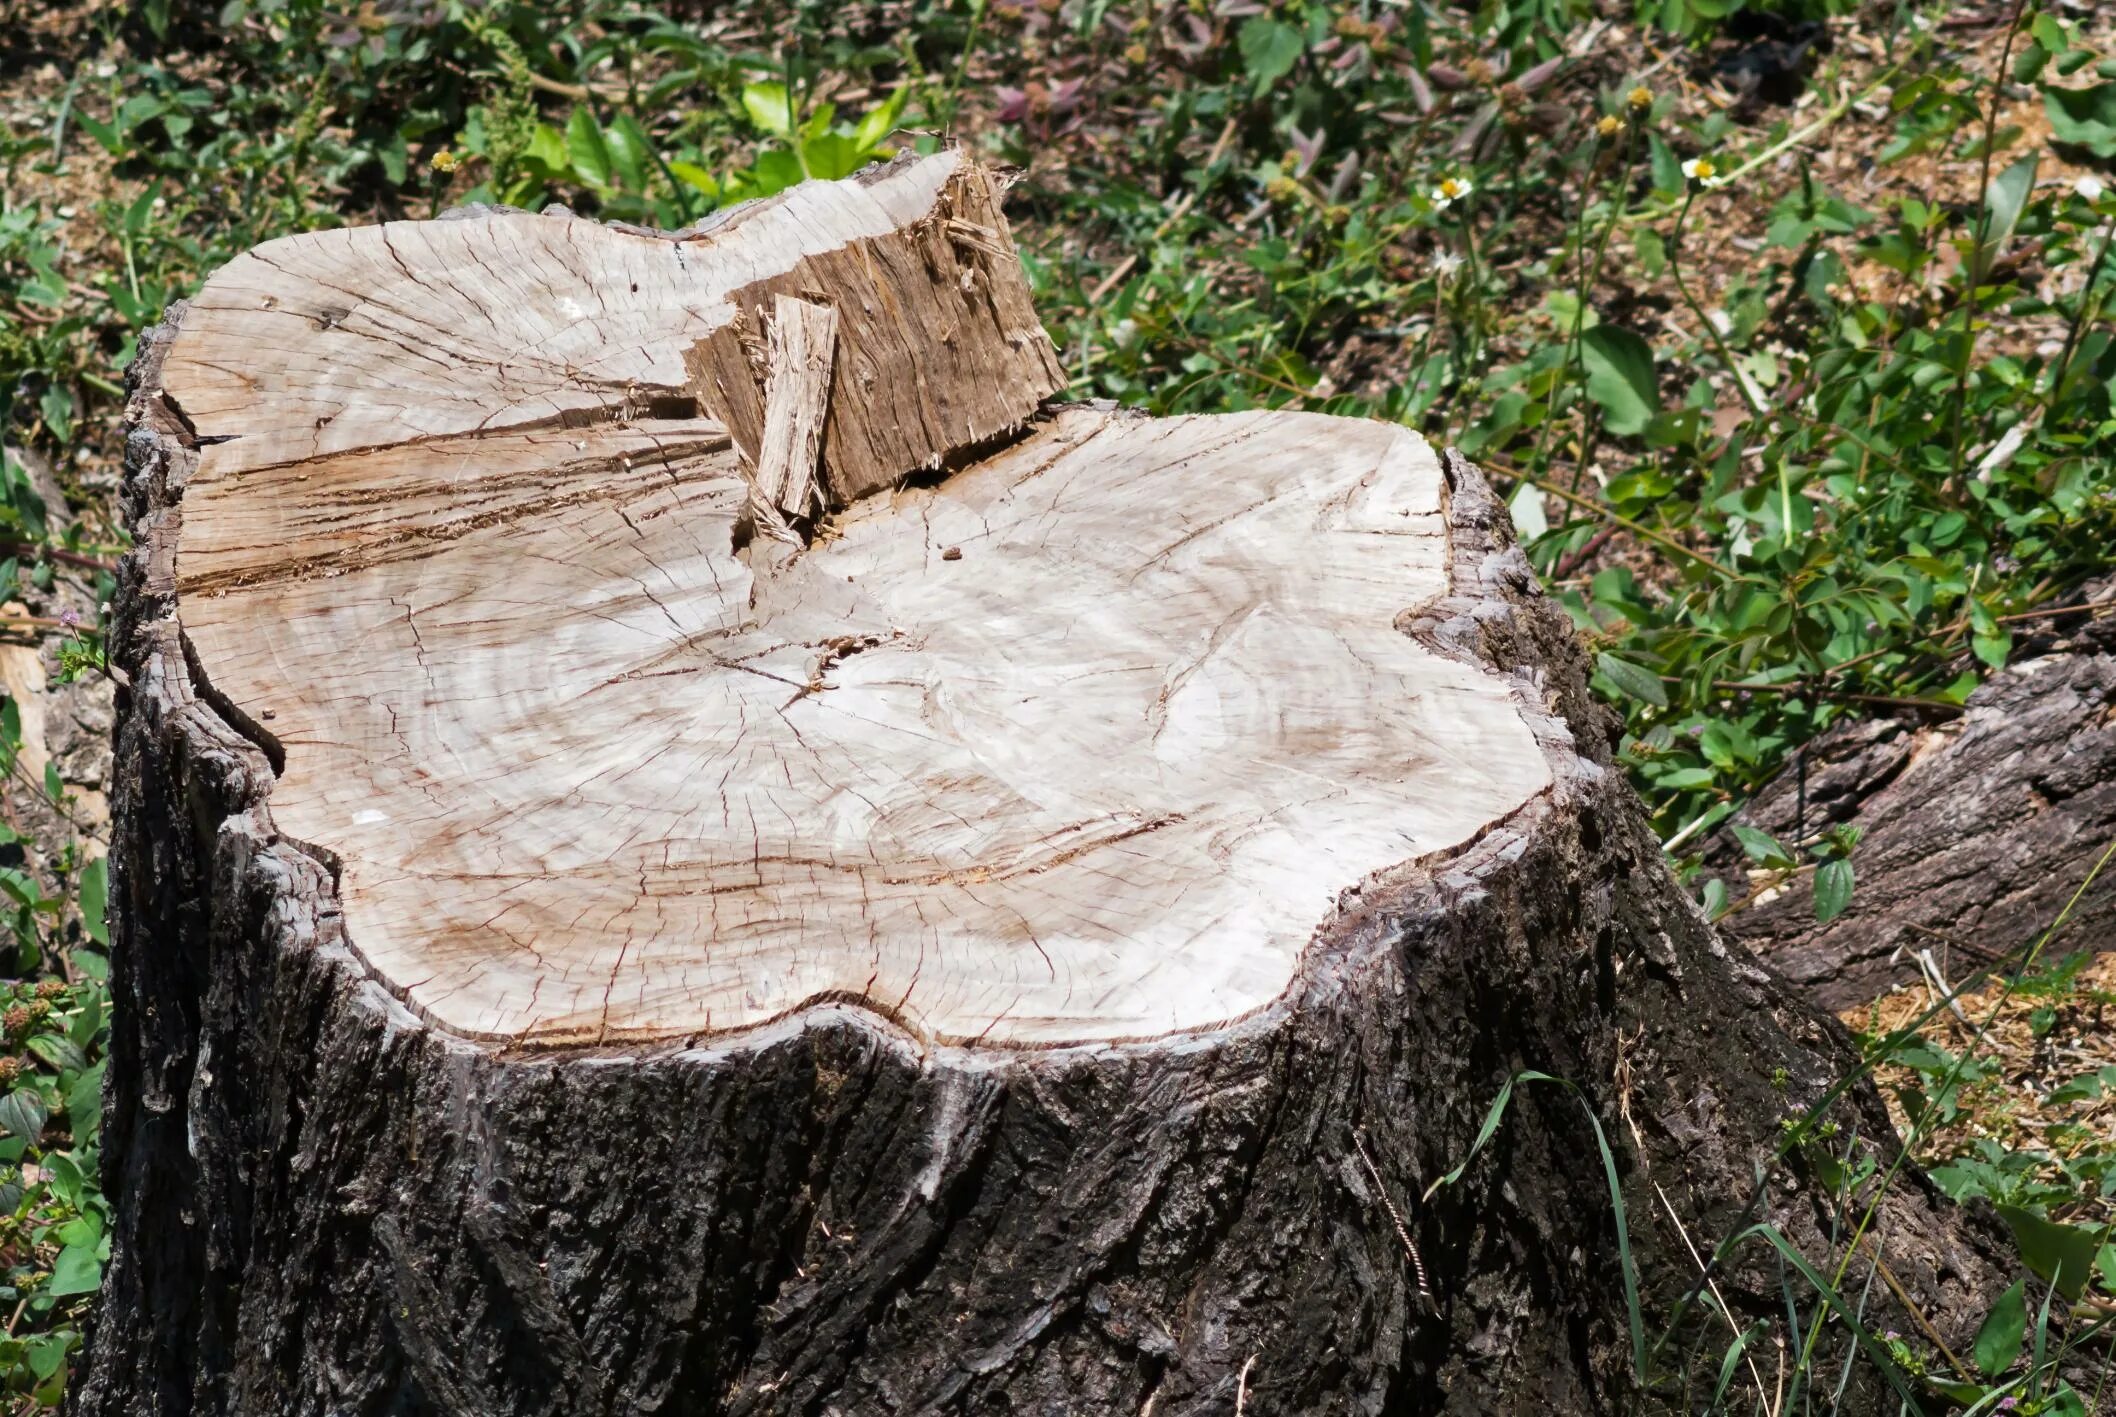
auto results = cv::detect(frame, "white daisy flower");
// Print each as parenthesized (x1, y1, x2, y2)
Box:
(2076, 175, 2106, 203)
(1432, 251, 1464, 280)
(1681, 156, 1730, 189)
(1431, 176, 1474, 209)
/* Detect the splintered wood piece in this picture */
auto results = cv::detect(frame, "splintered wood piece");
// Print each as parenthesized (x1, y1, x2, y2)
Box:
(683, 159, 1062, 507)
(750, 294, 837, 521)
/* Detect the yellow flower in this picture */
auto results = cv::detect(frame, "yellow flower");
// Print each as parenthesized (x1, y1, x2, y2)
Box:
(1431, 176, 1474, 209)
(1681, 156, 1729, 189)
(429, 149, 460, 174)
(1596, 114, 1625, 139)
(1627, 85, 1653, 113)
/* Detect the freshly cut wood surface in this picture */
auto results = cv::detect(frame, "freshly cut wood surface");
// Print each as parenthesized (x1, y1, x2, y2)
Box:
(152, 153, 1549, 1047)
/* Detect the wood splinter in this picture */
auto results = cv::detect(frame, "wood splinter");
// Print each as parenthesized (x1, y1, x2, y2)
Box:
(743, 294, 838, 543)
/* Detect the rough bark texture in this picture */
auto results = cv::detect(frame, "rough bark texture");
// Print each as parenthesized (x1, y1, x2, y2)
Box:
(75, 286, 2014, 1415)
(1711, 599, 2116, 1009)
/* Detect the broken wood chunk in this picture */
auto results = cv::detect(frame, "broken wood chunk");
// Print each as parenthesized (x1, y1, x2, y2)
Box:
(684, 159, 1063, 512)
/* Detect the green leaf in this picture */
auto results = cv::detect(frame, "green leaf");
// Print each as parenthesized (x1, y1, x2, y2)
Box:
(78, 857, 107, 948)
(24, 1331, 71, 1381)
(1648, 134, 1683, 197)
(799, 132, 864, 181)
(1595, 652, 1668, 707)
(564, 108, 612, 188)
(1238, 17, 1304, 93)
(2012, 40, 2051, 84)
(1700, 877, 1728, 919)
(1709, 1323, 1767, 1409)
(39, 386, 73, 445)
(1731, 825, 1794, 868)
(25, 1034, 86, 1075)
(46, 1243, 101, 1297)
(1424, 1072, 1516, 1201)
(742, 81, 797, 138)
(73, 111, 122, 156)
(53, 1212, 101, 1249)
(851, 85, 909, 153)
(1973, 1278, 2026, 1378)
(2045, 83, 2116, 158)
(2042, 1385, 2088, 1417)
(2047, 1069, 2109, 1105)
(667, 161, 720, 199)
(1973, 628, 2012, 670)
(1813, 858, 1854, 923)
(1976, 152, 2039, 262)
(741, 147, 806, 199)
(1654, 768, 1716, 789)
(1994, 1204, 2102, 1300)
(65, 1064, 101, 1146)
(602, 112, 654, 192)
(522, 122, 568, 176)
(42, 1152, 84, 1210)
(0, 1089, 47, 1143)
(1579, 326, 1660, 436)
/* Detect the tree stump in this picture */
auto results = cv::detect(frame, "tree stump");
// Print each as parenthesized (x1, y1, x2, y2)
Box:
(84, 152, 2007, 1416)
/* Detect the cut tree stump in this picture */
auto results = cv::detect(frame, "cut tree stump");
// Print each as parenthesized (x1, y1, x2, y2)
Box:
(84, 152, 2009, 1416)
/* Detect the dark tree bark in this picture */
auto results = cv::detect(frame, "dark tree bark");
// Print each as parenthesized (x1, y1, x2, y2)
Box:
(1711, 599, 2116, 1009)
(79, 164, 2013, 1417)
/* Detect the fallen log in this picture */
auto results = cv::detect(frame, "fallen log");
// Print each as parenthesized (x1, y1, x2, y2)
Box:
(1712, 601, 2116, 1009)
(80, 151, 2007, 1416)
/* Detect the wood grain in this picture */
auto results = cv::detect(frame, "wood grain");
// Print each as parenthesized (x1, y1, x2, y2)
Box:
(152, 153, 1550, 1047)
(750, 294, 836, 521)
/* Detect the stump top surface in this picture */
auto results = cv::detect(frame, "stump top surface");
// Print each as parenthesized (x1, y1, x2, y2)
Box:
(154, 154, 1551, 1047)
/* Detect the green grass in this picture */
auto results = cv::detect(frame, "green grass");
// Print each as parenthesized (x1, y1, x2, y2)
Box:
(3, 0, 2115, 1406)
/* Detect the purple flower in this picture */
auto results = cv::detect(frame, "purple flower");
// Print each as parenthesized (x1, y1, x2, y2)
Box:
(1998, 1398, 2018, 1411)
(58, 608, 81, 630)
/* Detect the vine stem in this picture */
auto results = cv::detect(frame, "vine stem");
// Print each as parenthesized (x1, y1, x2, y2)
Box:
(1945, 0, 2033, 484)
(1533, 126, 1635, 489)
(2046, 207, 2114, 405)
(1668, 189, 1766, 420)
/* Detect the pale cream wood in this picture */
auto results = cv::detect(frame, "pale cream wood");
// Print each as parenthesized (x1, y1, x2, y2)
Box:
(154, 153, 1551, 1048)
(750, 294, 837, 521)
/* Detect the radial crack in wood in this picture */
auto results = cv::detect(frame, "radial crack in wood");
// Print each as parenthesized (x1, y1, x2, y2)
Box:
(148, 150, 1552, 1049)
